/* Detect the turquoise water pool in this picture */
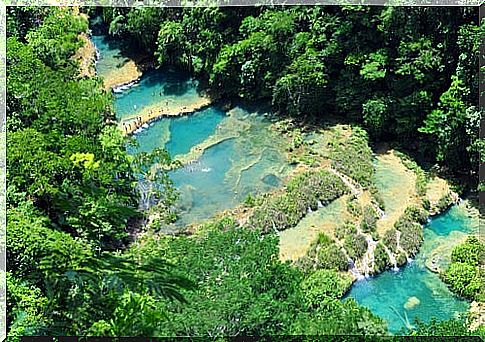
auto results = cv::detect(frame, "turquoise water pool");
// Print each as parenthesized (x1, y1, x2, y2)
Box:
(346, 205, 474, 334)
(113, 68, 203, 121)
(128, 107, 226, 156)
(166, 107, 292, 227)
(103, 58, 291, 227)
(91, 34, 128, 80)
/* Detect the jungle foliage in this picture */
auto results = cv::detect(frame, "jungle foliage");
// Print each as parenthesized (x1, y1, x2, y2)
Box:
(442, 236, 485, 302)
(96, 5, 482, 187)
(6, 5, 482, 338)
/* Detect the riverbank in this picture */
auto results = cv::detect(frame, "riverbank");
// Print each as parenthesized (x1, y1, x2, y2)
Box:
(72, 32, 97, 78)
(102, 60, 143, 91)
(119, 96, 213, 136)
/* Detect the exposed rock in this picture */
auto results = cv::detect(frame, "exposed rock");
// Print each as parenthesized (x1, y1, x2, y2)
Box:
(468, 301, 485, 331)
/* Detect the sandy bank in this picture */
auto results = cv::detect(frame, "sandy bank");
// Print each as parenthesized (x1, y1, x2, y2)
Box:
(102, 60, 143, 91)
(72, 33, 97, 78)
(119, 96, 213, 136)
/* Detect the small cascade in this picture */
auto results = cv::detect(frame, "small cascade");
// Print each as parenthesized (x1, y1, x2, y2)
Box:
(356, 236, 378, 278)
(384, 245, 399, 272)
(348, 258, 365, 280)
(317, 200, 324, 208)
(137, 180, 155, 211)
(307, 207, 313, 214)
(375, 206, 386, 219)
(396, 230, 403, 252)
(94, 44, 100, 65)
(113, 80, 138, 93)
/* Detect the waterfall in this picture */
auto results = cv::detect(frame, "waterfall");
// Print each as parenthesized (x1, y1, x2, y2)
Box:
(384, 245, 399, 272)
(348, 258, 365, 280)
(375, 206, 386, 219)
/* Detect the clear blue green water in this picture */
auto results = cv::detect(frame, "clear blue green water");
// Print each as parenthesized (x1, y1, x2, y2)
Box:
(101, 49, 292, 227)
(346, 205, 474, 334)
(113, 68, 203, 121)
(167, 108, 292, 227)
(91, 35, 128, 80)
(128, 107, 226, 156)
(165, 108, 226, 157)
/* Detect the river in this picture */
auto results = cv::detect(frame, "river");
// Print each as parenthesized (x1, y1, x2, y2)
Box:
(92, 33, 475, 334)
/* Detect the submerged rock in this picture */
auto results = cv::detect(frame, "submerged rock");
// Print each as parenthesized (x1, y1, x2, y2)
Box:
(404, 296, 421, 310)
(262, 173, 281, 187)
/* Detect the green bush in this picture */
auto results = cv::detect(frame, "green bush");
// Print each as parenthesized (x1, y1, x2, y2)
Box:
(394, 205, 426, 257)
(331, 127, 375, 189)
(361, 205, 378, 232)
(383, 229, 398, 253)
(373, 242, 390, 274)
(435, 193, 454, 213)
(301, 269, 353, 308)
(346, 195, 362, 217)
(249, 169, 348, 232)
(402, 205, 429, 224)
(306, 233, 349, 272)
(442, 237, 485, 301)
(451, 236, 485, 266)
(397, 220, 423, 257)
(442, 263, 484, 301)
(334, 220, 357, 240)
(396, 252, 407, 266)
(344, 234, 368, 260)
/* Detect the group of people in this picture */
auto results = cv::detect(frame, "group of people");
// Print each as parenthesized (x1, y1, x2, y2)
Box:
(122, 116, 142, 134)
(120, 101, 195, 135)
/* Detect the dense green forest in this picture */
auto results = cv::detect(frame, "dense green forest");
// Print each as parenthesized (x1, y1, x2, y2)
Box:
(6, 5, 483, 338)
(96, 5, 482, 187)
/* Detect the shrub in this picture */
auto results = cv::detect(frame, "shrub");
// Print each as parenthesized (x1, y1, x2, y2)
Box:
(373, 242, 390, 274)
(442, 263, 483, 300)
(402, 205, 429, 224)
(249, 169, 348, 232)
(331, 127, 375, 189)
(435, 193, 454, 213)
(344, 234, 368, 260)
(442, 237, 485, 302)
(334, 220, 357, 240)
(316, 245, 349, 271)
(451, 236, 485, 266)
(306, 233, 349, 272)
(396, 252, 407, 266)
(383, 229, 398, 253)
(346, 195, 362, 217)
(361, 205, 378, 232)
(301, 269, 353, 308)
(397, 220, 423, 256)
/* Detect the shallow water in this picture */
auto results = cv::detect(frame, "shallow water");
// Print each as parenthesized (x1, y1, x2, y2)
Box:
(279, 197, 349, 262)
(110, 65, 291, 227)
(91, 35, 127, 80)
(346, 204, 475, 334)
(168, 108, 292, 227)
(113, 68, 204, 121)
(129, 107, 226, 156)
(374, 153, 416, 216)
